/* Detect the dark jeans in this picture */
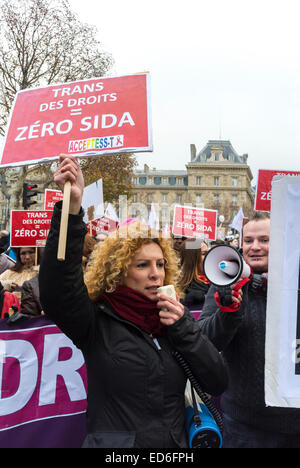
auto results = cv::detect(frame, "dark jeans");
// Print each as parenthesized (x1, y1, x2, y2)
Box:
(222, 414, 300, 448)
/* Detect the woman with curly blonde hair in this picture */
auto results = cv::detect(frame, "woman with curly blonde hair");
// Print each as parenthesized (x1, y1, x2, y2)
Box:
(39, 155, 228, 449)
(84, 222, 181, 300)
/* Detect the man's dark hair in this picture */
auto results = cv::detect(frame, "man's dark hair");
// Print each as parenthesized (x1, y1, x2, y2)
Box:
(244, 211, 270, 227)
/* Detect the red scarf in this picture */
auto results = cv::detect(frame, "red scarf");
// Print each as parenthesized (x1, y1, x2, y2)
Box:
(196, 274, 210, 285)
(101, 285, 167, 337)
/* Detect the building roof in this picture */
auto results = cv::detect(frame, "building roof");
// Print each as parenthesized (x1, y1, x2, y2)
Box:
(134, 169, 187, 177)
(192, 140, 247, 164)
(134, 167, 187, 176)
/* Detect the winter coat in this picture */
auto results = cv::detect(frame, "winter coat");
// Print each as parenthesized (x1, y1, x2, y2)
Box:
(39, 203, 228, 448)
(20, 276, 42, 317)
(199, 279, 300, 434)
(0, 265, 39, 292)
(182, 278, 210, 311)
(0, 291, 20, 318)
(0, 253, 15, 275)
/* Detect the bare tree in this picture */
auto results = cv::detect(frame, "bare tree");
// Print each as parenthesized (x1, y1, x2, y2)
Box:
(0, 0, 114, 218)
(0, 0, 113, 134)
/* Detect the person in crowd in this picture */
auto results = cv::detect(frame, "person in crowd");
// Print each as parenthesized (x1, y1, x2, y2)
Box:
(172, 234, 187, 253)
(225, 235, 239, 250)
(93, 232, 108, 243)
(0, 247, 41, 292)
(199, 212, 300, 448)
(20, 276, 43, 317)
(17, 247, 45, 317)
(0, 280, 20, 318)
(0, 252, 15, 275)
(39, 154, 228, 449)
(82, 233, 97, 271)
(178, 239, 209, 316)
(0, 231, 9, 254)
(210, 239, 226, 248)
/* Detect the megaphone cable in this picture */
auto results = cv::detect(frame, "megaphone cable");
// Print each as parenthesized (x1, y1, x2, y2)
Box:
(172, 350, 223, 433)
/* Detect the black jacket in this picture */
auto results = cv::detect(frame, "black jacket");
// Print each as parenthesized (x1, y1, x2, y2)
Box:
(39, 203, 228, 448)
(182, 278, 210, 310)
(199, 279, 300, 433)
(20, 276, 42, 316)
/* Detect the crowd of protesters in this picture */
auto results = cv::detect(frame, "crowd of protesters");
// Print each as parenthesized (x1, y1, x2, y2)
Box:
(1, 154, 298, 448)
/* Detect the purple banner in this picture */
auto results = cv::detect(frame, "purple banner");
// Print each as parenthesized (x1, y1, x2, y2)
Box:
(0, 316, 87, 448)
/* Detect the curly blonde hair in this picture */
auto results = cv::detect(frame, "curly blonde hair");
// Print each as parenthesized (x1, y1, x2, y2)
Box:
(84, 221, 182, 301)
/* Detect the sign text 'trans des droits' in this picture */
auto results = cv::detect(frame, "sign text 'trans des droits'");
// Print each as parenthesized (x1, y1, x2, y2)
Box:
(0, 73, 152, 167)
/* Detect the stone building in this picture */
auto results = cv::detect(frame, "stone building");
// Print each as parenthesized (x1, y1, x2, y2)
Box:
(130, 140, 254, 233)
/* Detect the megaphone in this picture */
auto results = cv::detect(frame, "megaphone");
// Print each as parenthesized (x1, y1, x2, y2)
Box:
(203, 245, 251, 287)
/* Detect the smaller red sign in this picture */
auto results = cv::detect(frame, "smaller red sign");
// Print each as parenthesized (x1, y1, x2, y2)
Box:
(87, 216, 119, 236)
(10, 210, 53, 247)
(255, 169, 300, 212)
(172, 205, 217, 240)
(44, 189, 63, 210)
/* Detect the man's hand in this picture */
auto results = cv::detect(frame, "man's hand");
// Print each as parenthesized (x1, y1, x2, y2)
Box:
(215, 277, 249, 312)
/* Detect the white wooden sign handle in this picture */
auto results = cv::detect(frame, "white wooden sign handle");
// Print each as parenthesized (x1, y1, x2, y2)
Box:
(57, 180, 71, 261)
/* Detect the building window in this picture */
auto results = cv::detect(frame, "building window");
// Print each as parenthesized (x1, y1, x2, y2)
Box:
(196, 176, 201, 186)
(132, 193, 138, 203)
(214, 152, 220, 161)
(214, 177, 219, 186)
(177, 194, 182, 203)
(232, 177, 238, 187)
(133, 177, 137, 185)
(147, 193, 152, 203)
(214, 194, 219, 204)
(232, 194, 238, 205)
(196, 194, 202, 204)
(162, 193, 168, 203)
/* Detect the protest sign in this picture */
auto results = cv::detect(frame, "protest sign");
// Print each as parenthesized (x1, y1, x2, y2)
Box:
(0, 73, 152, 168)
(0, 316, 87, 448)
(265, 176, 300, 408)
(255, 169, 300, 212)
(172, 205, 217, 240)
(44, 189, 63, 211)
(82, 178, 104, 223)
(10, 210, 53, 247)
(104, 203, 119, 222)
(87, 216, 119, 236)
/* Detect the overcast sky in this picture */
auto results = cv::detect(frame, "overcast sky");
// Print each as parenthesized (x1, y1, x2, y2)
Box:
(69, 0, 300, 185)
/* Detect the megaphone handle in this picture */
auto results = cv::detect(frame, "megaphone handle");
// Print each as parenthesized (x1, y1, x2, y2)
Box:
(57, 180, 71, 261)
(217, 286, 233, 307)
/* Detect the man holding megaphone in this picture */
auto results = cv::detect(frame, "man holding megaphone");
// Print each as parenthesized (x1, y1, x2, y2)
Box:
(199, 212, 300, 448)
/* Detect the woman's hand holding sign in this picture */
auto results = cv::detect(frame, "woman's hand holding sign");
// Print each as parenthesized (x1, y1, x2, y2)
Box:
(54, 154, 84, 260)
(54, 154, 84, 214)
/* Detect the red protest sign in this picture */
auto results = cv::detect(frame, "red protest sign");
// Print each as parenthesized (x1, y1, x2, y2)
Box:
(255, 169, 300, 212)
(44, 189, 63, 211)
(172, 205, 218, 240)
(0, 73, 152, 168)
(87, 216, 119, 236)
(10, 210, 53, 247)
